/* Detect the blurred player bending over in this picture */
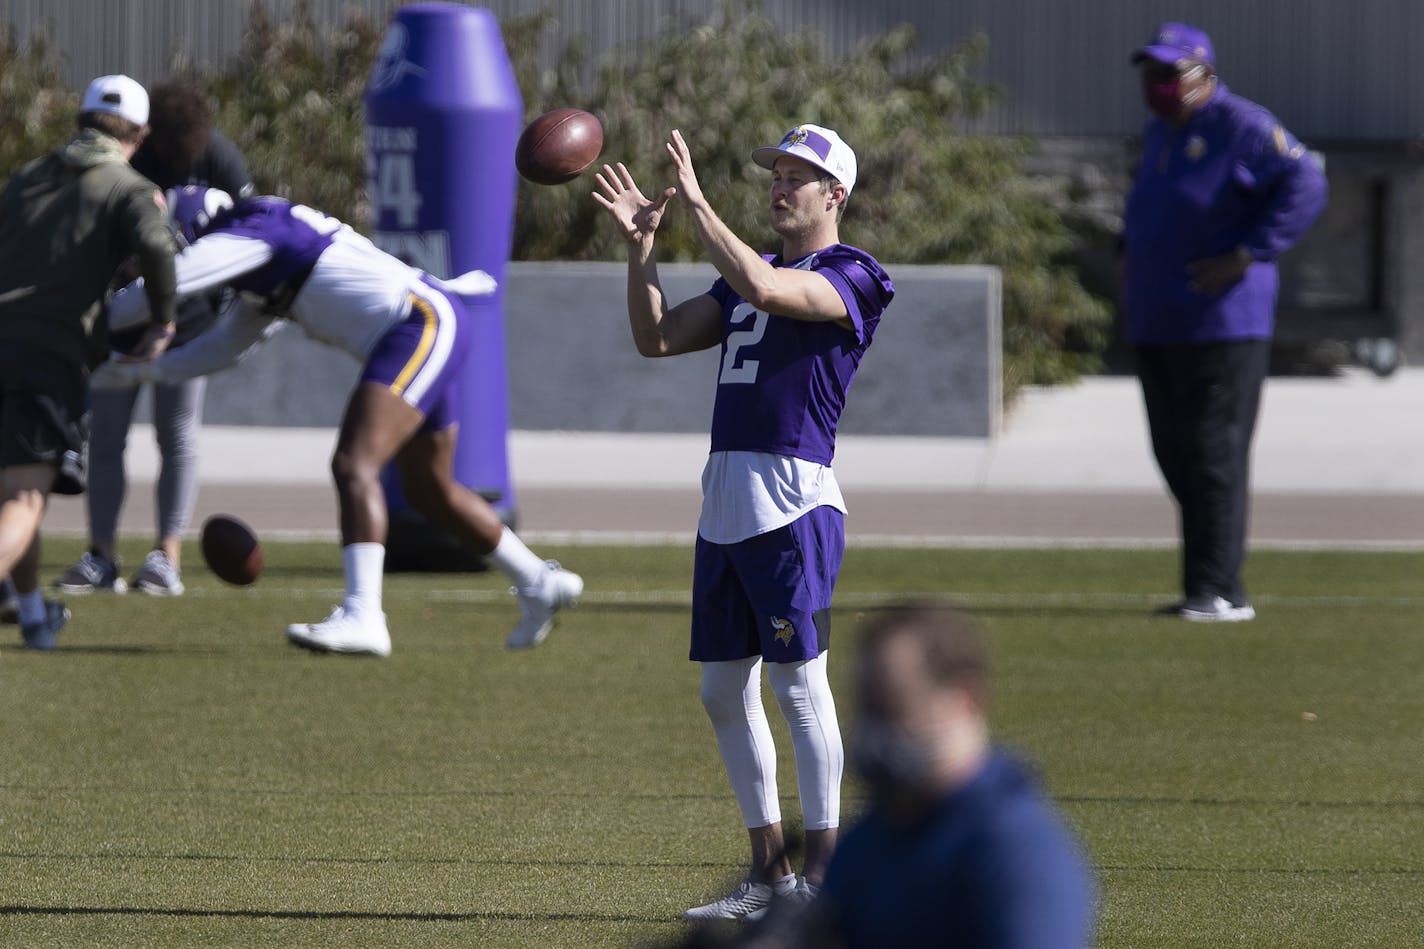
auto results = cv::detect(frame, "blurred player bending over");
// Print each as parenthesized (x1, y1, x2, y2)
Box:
(594, 125, 895, 919)
(98, 187, 581, 657)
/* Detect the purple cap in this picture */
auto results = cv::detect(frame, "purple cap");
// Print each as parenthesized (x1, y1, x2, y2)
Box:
(1132, 22, 1214, 67)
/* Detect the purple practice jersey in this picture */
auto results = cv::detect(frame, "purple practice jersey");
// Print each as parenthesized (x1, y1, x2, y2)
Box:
(202, 198, 339, 303)
(707, 244, 894, 466)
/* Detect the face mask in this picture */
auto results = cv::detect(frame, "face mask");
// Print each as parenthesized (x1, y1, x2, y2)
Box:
(849, 719, 940, 796)
(1145, 79, 1183, 120)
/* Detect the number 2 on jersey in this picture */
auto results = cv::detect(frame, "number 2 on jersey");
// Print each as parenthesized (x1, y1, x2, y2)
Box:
(719, 303, 767, 384)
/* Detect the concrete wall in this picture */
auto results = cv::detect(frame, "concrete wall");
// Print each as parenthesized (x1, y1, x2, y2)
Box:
(142, 263, 1003, 438)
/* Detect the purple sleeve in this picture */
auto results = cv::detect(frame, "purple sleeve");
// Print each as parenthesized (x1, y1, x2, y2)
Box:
(1233, 119, 1329, 262)
(706, 276, 732, 308)
(816, 246, 895, 345)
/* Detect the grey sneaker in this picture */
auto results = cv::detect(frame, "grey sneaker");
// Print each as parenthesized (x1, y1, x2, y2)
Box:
(131, 550, 185, 597)
(1181, 594, 1255, 623)
(55, 551, 127, 594)
(21, 600, 70, 650)
(506, 561, 583, 650)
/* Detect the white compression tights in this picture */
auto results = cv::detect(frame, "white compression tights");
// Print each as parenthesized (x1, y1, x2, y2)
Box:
(699, 653, 843, 831)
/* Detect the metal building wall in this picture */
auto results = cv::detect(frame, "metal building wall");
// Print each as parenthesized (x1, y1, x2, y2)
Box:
(6, 0, 1420, 141)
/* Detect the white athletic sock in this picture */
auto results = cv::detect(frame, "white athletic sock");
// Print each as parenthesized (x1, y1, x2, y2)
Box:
(17, 589, 45, 626)
(767, 652, 843, 831)
(488, 526, 547, 594)
(341, 543, 385, 616)
(771, 872, 797, 895)
(700, 657, 781, 828)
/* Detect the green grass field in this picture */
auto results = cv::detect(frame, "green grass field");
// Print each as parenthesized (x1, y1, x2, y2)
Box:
(2, 539, 1421, 947)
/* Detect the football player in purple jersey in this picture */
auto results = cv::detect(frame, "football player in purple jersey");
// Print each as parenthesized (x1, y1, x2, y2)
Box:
(97, 187, 582, 657)
(594, 124, 895, 920)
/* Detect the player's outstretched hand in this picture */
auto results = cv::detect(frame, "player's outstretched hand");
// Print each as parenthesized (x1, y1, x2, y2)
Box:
(593, 163, 675, 246)
(664, 130, 708, 211)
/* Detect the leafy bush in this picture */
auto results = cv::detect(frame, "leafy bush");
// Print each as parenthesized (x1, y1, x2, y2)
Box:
(509, 0, 1110, 394)
(0, 0, 1109, 396)
(204, 2, 383, 222)
(0, 23, 79, 181)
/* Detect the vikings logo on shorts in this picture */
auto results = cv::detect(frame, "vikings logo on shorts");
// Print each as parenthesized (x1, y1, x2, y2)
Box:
(770, 616, 796, 645)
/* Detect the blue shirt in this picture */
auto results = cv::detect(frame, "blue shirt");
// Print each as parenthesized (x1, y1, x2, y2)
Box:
(1122, 83, 1328, 344)
(821, 750, 1097, 948)
(705, 244, 894, 466)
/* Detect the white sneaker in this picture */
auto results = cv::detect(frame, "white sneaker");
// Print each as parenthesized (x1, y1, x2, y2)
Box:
(505, 561, 583, 650)
(1181, 594, 1256, 623)
(286, 605, 392, 657)
(684, 878, 780, 921)
(744, 877, 819, 922)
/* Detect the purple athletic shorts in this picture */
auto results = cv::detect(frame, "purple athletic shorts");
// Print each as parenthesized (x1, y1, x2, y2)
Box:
(359, 275, 471, 432)
(690, 504, 845, 664)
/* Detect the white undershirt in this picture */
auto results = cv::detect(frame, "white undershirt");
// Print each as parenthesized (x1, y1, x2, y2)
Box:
(696, 450, 847, 545)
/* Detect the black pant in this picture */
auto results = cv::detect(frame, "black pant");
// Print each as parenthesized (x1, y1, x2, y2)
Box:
(1136, 340, 1270, 604)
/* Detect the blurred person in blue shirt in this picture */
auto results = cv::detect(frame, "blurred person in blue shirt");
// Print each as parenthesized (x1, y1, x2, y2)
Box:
(1122, 22, 1327, 623)
(742, 605, 1096, 949)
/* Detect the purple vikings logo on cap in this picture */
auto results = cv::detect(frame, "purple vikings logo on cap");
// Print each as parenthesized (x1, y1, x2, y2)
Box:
(752, 122, 857, 195)
(1134, 22, 1215, 66)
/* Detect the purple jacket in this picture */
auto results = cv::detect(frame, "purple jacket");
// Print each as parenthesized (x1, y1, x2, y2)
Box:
(1122, 83, 1328, 344)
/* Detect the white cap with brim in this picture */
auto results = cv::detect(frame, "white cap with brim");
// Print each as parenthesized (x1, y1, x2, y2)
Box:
(81, 74, 149, 126)
(751, 123, 857, 196)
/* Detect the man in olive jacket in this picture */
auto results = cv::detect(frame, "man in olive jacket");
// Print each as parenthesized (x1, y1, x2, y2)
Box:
(0, 74, 179, 650)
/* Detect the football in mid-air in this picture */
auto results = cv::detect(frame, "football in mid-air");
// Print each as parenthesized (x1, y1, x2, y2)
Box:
(201, 514, 263, 586)
(515, 108, 604, 185)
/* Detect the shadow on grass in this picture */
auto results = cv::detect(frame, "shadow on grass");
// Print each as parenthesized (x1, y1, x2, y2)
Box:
(958, 604, 1172, 619)
(0, 644, 229, 657)
(245, 565, 346, 580)
(0, 904, 670, 924)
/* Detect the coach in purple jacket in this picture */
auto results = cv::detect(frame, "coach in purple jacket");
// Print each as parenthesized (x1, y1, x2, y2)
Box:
(1123, 22, 1327, 623)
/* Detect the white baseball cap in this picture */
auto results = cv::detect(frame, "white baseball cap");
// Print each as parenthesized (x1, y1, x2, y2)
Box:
(751, 123, 857, 195)
(81, 74, 149, 126)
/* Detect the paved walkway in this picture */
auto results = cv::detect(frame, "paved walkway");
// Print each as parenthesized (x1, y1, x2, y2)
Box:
(41, 368, 1424, 548)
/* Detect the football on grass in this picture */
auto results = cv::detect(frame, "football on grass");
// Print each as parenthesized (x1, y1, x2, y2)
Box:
(201, 514, 263, 586)
(515, 108, 603, 185)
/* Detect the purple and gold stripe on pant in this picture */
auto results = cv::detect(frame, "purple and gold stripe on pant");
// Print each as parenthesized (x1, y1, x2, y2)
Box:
(390, 293, 438, 397)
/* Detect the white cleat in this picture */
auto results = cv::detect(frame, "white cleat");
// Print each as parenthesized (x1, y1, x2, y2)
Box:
(286, 605, 392, 657)
(744, 877, 819, 922)
(1180, 594, 1256, 623)
(683, 878, 790, 921)
(505, 561, 583, 650)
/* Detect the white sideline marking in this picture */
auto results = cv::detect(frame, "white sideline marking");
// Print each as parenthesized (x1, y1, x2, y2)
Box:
(180, 587, 1424, 608)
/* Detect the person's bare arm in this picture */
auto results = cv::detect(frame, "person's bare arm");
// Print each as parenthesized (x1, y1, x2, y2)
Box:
(594, 161, 722, 356)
